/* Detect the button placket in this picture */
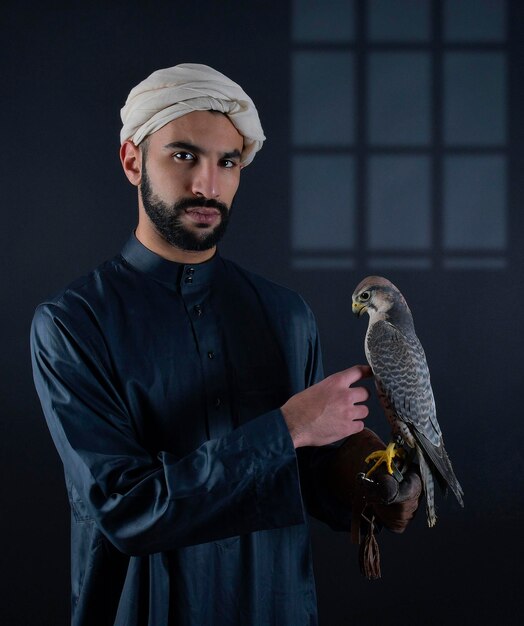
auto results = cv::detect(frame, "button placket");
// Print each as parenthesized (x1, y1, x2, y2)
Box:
(180, 270, 232, 438)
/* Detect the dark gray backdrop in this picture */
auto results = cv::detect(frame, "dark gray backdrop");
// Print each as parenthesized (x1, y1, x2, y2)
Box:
(2, 2, 523, 625)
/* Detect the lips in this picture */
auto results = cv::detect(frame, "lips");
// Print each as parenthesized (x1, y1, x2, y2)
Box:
(184, 206, 221, 225)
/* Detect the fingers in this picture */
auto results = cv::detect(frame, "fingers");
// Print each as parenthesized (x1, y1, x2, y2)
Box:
(328, 367, 372, 403)
(352, 419, 365, 434)
(348, 385, 370, 405)
(281, 364, 373, 448)
(350, 364, 373, 382)
(332, 366, 371, 422)
(334, 365, 373, 387)
(349, 403, 369, 421)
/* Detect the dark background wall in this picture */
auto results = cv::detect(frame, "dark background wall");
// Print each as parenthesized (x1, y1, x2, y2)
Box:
(1, 1, 523, 625)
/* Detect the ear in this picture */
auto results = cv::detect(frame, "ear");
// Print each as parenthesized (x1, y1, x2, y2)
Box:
(120, 140, 142, 186)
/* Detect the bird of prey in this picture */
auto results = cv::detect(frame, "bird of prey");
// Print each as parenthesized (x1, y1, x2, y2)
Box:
(352, 276, 464, 527)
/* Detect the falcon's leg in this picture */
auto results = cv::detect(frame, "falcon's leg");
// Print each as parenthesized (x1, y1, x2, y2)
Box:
(365, 442, 405, 477)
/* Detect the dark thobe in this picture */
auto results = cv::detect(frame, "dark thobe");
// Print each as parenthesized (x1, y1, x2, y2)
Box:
(31, 235, 348, 626)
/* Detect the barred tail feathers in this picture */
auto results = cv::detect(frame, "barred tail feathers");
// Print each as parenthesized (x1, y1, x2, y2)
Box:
(416, 447, 437, 527)
(416, 433, 464, 508)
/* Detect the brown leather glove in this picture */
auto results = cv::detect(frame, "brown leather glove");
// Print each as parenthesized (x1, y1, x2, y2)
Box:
(328, 428, 422, 535)
(327, 428, 422, 578)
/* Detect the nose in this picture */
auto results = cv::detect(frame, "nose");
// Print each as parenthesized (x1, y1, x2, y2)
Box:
(191, 162, 220, 199)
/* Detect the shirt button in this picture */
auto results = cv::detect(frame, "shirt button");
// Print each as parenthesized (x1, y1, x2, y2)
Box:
(194, 305, 203, 317)
(208, 351, 215, 359)
(214, 397, 221, 408)
(184, 276, 193, 284)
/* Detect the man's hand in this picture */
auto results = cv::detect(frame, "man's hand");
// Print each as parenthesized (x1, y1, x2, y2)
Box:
(281, 365, 372, 448)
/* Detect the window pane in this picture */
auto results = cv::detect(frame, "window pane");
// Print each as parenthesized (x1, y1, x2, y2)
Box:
(444, 0, 506, 42)
(292, 0, 355, 42)
(368, 53, 431, 145)
(368, 0, 431, 41)
(292, 51, 355, 146)
(443, 156, 506, 250)
(444, 53, 506, 145)
(368, 156, 431, 250)
(292, 155, 355, 251)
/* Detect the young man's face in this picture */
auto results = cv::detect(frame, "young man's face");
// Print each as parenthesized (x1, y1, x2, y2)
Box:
(138, 110, 244, 254)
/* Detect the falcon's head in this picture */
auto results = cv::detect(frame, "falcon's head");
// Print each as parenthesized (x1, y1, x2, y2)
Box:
(352, 276, 412, 325)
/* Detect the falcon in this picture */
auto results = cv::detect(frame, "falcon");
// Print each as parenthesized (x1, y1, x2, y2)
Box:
(351, 276, 464, 527)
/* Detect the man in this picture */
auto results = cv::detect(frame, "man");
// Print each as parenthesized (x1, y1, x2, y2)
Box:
(31, 64, 420, 625)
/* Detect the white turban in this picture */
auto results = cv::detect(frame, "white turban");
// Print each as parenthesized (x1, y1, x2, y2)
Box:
(120, 63, 265, 166)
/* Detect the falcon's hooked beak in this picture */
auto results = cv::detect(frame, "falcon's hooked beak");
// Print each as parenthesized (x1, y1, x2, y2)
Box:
(352, 300, 367, 317)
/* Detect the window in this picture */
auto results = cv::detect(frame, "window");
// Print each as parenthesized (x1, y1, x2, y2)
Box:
(291, 0, 507, 270)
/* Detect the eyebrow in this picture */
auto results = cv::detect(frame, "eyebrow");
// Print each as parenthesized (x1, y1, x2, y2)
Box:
(163, 141, 241, 160)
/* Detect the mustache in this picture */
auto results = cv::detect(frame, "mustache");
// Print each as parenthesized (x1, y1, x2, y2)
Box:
(173, 197, 229, 214)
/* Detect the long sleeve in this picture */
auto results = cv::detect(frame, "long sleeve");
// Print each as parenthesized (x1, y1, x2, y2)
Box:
(30, 241, 329, 625)
(31, 302, 305, 556)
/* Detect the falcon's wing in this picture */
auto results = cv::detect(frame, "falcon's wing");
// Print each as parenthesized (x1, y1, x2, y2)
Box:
(366, 320, 442, 446)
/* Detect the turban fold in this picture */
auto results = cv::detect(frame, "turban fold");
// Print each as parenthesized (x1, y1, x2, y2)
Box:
(120, 63, 265, 166)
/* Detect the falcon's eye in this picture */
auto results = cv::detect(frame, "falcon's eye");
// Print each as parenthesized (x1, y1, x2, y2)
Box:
(360, 291, 370, 301)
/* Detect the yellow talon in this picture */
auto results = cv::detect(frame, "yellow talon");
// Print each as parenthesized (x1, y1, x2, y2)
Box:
(365, 442, 404, 477)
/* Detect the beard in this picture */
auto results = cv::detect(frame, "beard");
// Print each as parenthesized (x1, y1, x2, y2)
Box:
(139, 158, 232, 252)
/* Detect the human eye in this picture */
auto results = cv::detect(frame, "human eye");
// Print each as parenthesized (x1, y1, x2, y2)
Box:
(221, 158, 239, 169)
(174, 151, 195, 162)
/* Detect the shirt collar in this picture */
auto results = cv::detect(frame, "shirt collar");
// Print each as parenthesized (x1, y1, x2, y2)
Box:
(120, 233, 218, 287)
